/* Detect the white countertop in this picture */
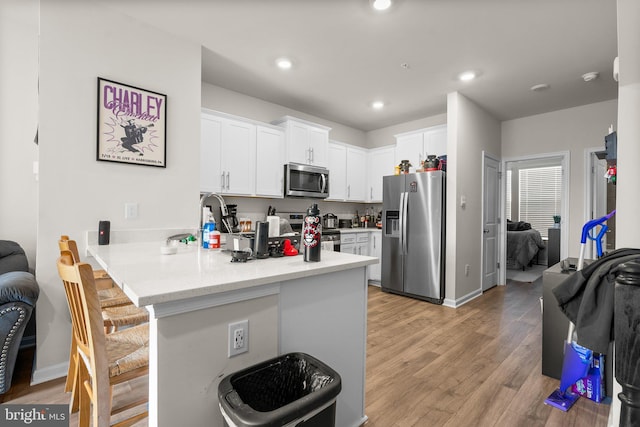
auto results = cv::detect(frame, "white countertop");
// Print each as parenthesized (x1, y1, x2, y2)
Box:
(88, 242, 376, 307)
(335, 228, 381, 233)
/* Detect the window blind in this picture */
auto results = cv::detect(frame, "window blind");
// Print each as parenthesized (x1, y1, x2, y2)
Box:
(518, 166, 562, 239)
(505, 170, 512, 221)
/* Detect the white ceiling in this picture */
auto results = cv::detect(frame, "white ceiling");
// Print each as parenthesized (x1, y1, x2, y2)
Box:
(99, 0, 618, 132)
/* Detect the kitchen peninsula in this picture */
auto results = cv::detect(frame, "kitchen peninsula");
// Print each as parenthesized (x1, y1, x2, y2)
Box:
(87, 241, 376, 427)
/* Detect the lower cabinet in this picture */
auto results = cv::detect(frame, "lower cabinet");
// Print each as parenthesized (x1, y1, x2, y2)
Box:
(368, 230, 382, 282)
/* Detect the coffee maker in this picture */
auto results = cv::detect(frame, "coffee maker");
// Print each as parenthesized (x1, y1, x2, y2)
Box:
(220, 204, 239, 233)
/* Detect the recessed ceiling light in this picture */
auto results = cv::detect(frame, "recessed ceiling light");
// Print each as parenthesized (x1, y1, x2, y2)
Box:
(372, 0, 392, 11)
(371, 101, 385, 110)
(530, 83, 550, 92)
(458, 71, 476, 82)
(276, 58, 292, 70)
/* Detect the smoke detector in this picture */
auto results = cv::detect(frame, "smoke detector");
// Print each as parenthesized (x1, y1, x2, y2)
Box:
(582, 72, 599, 82)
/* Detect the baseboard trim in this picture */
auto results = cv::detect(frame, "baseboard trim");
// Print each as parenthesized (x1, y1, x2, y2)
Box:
(31, 361, 67, 386)
(443, 288, 482, 308)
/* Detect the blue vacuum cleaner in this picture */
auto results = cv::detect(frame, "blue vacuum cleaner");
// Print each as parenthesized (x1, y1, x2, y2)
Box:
(544, 210, 616, 411)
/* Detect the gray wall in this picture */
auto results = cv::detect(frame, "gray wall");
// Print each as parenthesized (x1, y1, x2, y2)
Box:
(33, 2, 202, 381)
(501, 100, 617, 258)
(446, 92, 501, 304)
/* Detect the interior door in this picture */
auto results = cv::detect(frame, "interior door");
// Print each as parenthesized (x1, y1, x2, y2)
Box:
(482, 155, 500, 291)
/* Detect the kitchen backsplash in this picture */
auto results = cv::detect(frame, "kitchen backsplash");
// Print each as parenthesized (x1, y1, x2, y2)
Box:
(216, 196, 382, 230)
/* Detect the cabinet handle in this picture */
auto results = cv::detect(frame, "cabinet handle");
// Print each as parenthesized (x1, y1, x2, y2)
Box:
(221, 172, 225, 190)
(370, 187, 373, 200)
(310, 147, 314, 163)
(226, 172, 230, 190)
(348, 185, 350, 198)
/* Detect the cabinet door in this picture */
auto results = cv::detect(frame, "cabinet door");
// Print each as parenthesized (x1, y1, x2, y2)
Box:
(221, 119, 256, 195)
(368, 231, 382, 281)
(424, 125, 447, 157)
(308, 127, 329, 167)
(357, 242, 369, 256)
(395, 132, 423, 172)
(367, 146, 395, 202)
(346, 147, 367, 201)
(341, 243, 356, 254)
(286, 122, 310, 164)
(328, 142, 346, 201)
(256, 126, 284, 197)
(200, 114, 223, 193)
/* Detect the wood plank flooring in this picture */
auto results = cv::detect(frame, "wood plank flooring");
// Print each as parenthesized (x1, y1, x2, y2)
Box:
(2, 279, 610, 426)
(365, 281, 609, 427)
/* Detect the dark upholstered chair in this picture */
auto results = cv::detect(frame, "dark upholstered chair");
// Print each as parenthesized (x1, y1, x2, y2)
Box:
(0, 240, 39, 394)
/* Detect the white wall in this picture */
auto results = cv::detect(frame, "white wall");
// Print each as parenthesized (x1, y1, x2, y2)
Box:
(0, 0, 39, 268)
(501, 100, 618, 257)
(202, 83, 367, 147)
(366, 113, 447, 149)
(616, 0, 640, 248)
(446, 92, 501, 303)
(33, 2, 201, 380)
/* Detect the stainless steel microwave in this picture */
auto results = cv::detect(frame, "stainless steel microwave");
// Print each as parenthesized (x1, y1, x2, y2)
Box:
(284, 163, 329, 198)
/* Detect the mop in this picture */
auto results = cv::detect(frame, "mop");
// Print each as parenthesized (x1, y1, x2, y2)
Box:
(544, 210, 616, 411)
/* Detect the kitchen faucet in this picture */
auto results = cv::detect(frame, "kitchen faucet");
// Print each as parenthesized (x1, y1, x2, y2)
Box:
(199, 192, 232, 237)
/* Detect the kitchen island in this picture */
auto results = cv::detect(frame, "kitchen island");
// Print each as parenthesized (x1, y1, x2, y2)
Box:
(88, 241, 376, 427)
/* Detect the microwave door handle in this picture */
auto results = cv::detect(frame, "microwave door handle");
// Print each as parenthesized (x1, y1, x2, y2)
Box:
(319, 173, 327, 193)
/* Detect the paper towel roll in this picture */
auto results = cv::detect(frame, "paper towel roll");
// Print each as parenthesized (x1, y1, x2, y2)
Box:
(267, 216, 280, 237)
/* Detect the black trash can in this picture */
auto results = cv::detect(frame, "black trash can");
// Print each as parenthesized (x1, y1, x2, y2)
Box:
(218, 352, 342, 427)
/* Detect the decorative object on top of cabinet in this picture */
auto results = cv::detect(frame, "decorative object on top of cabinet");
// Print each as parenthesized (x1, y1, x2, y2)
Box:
(394, 124, 446, 173)
(272, 116, 331, 167)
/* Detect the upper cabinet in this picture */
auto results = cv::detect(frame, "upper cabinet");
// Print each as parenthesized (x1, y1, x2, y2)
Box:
(395, 124, 447, 173)
(272, 116, 331, 168)
(201, 110, 284, 198)
(367, 145, 395, 202)
(255, 125, 285, 198)
(328, 141, 367, 202)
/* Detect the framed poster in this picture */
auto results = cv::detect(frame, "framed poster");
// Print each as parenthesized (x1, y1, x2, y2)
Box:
(97, 77, 167, 167)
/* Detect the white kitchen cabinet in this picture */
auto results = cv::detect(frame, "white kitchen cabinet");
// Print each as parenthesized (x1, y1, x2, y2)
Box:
(328, 141, 366, 202)
(367, 145, 395, 202)
(221, 120, 256, 195)
(394, 124, 447, 172)
(272, 116, 331, 167)
(346, 146, 367, 202)
(200, 111, 255, 196)
(368, 230, 382, 282)
(200, 114, 223, 193)
(255, 125, 285, 197)
(340, 232, 369, 256)
(328, 142, 346, 201)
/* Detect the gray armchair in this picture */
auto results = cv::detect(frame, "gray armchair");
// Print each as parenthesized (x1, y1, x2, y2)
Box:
(0, 240, 39, 394)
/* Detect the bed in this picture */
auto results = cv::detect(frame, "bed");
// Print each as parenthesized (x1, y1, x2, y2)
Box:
(506, 227, 545, 270)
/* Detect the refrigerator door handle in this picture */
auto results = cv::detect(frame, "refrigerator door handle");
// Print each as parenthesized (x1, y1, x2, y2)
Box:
(402, 191, 409, 255)
(399, 191, 405, 253)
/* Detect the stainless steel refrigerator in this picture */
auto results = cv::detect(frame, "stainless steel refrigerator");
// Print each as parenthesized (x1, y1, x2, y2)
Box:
(381, 171, 445, 304)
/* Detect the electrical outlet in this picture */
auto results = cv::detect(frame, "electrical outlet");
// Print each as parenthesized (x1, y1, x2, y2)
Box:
(228, 320, 248, 357)
(124, 202, 138, 219)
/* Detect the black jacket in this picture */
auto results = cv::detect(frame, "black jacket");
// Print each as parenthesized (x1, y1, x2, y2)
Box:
(552, 248, 640, 354)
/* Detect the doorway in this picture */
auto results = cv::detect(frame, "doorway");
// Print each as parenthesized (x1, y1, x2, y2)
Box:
(482, 153, 500, 291)
(585, 148, 616, 259)
(500, 151, 570, 285)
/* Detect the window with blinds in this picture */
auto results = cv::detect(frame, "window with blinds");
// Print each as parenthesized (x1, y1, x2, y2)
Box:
(505, 170, 512, 221)
(518, 166, 562, 238)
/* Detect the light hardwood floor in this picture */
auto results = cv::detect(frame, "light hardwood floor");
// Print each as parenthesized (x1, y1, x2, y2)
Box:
(3, 279, 610, 426)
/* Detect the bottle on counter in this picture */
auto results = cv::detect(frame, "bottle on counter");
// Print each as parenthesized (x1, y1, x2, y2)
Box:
(202, 210, 220, 249)
(303, 203, 322, 262)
